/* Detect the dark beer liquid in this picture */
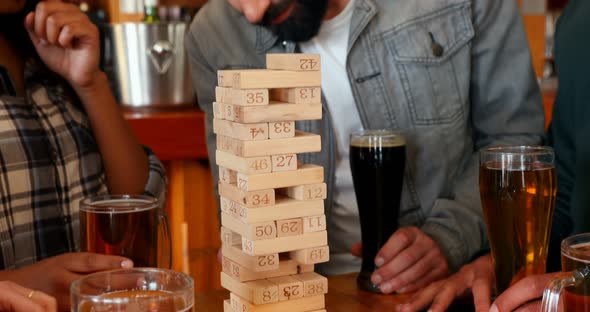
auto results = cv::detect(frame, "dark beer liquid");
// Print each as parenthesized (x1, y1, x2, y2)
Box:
(479, 162, 556, 294)
(562, 243, 590, 312)
(80, 206, 159, 267)
(350, 140, 406, 278)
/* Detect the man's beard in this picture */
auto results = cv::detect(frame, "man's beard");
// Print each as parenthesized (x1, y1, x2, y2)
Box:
(259, 0, 329, 43)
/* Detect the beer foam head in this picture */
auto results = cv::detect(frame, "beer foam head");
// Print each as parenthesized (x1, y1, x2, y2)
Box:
(350, 130, 406, 148)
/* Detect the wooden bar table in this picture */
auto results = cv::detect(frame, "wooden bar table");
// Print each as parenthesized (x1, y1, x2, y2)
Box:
(195, 273, 476, 311)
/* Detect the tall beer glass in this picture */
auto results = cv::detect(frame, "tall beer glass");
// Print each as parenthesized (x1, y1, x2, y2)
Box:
(350, 130, 406, 293)
(542, 233, 590, 312)
(479, 146, 556, 294)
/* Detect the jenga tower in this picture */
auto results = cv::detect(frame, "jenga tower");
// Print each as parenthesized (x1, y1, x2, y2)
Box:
(214, 54, 329, 312)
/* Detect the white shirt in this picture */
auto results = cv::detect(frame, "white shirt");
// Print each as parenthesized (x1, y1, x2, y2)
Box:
(300, 0, 362, 275)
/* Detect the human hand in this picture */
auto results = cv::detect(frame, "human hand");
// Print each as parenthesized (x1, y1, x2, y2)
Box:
(398, 254, 494, 312)
(368, 227, 450, 294)
(490, 272, 563, 312)
(0, 281, 57, 312)
(24, 0, 101, 89)
(10, 252, 133, 312)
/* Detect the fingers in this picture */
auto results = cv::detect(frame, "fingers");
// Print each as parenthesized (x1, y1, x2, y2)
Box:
(58, 253, 133, 274)
(398, 280, 445, 312)
(32, 1, 78, 40)
(376, 248, 438, 293)
(0, 281, 55, 312)
(5, 282, 57, 312)
(350, 242, 362, 258)
(492, 273, 559, 312)
(374, 227, 418, 268)
(514, 301, 541, 312)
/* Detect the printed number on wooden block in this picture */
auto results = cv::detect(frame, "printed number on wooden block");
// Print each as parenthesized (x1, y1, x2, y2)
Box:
(252, 223, 277, 240)
(270, 87, 321, 105)
(214, 119, 268, 141)
(220, 226, 241, 246)
(218, 183, 275, 208)
(294, 273, 328, 297)
(276, 218, 303, 237)
(268, 276, 304, 301)
(266, 54, 320, 71)
(303, 215, 326, 233)
(271, 154, 297, 172)
(280, 183, 327, 200)
(219, 167, 237, 184)
(269, 121, 295, 139)
(290, 245, 330, 264)
(223, 243, 280, 272)
(233, 89, 269, 106)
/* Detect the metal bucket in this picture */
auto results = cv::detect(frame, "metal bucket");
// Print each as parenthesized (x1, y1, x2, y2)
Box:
(107, 22, 194, 108)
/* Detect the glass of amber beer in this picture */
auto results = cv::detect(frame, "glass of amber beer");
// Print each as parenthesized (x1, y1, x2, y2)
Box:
(350, 130, 406, 293)
(80, 195, 171, 268)
(541, 233, 590, 312)
(479, 146, 557, 294)
(71, 268, 194, 312)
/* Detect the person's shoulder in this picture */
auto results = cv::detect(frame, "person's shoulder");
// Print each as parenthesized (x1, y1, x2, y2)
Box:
(188, 0, 251, 44)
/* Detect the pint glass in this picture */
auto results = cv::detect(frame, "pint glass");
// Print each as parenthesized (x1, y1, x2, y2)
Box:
(542, 233, 590, 312)
(80, 195, 171, 268)
(479, 146, 556, 294)
(71, 268, 194, 312)
(350, 130, 406, 293)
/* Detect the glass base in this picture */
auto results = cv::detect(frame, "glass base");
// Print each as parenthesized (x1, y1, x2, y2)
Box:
(357, 271, 382, 293)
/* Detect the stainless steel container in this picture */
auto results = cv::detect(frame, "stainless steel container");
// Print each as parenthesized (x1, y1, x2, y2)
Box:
(107, 22, 194, 108)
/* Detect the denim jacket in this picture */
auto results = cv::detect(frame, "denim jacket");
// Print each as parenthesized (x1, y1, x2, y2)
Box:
(186, 0, 545, 272)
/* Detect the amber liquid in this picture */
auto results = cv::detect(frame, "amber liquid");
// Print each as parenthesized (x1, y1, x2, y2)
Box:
(80, 207, 159, 267)
(79, 290, 191, 312)
(479, 162, 556, 293)
(562, 243, 590, 312)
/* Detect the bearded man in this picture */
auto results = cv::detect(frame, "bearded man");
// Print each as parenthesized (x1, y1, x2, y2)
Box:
(186, 0, 545, 294)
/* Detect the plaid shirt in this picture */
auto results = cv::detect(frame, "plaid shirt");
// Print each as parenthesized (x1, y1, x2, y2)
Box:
(0, 62, 166, 269)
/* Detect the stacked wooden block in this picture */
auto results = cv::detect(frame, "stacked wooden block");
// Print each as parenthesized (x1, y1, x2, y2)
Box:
(215, 54, 329, 312)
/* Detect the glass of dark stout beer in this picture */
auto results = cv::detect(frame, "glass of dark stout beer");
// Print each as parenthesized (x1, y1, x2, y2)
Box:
(71, 268, 194, 312)
(350, 130, 406, 293)
(80, 195, 171, 268)
(542, 233, 590, 312)
(479, 146, 556, 295)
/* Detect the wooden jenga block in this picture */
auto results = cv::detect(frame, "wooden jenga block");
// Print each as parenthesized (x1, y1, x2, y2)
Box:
(214, 119, 269, 141)
(216, 86, 232, 103)
(267, 275, 304, 301)
(232, 196, 324, 223)
(232, 89, 270, 106)
(268, 121, 295, 139)
(218, 70, 240, 87)
(222, 102, 322, 123)
(237, 164, 324, 191)
(213, 102, 226, 120)
(299, 264, 315, 273)
(221, 226, 242, 246)
(232, 70, 321, 89)
(224, 256, 300, 282)
(293, 272, 328, 298)
(230, 293, 325, 312)
(219, 167, 237, 184)
(222, 213, 277, 241)
(216, 151, 272, 175)
(266, 54, 321, 71)
(217, 131, 321, 157)
(271, 154, 297, 172)
(302, 215, 326, 233)
(278, 183, 327, 201)
(270, 87, 321, 104)
(223, 299, 232, 312)
(218, 183, 275, 208)
(241, 231, 327, 256)
(289, 246, 330, 265)
(222, 243, 279, 272)
(276, 218, 303, 237)
(221, 272, 278, 305)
